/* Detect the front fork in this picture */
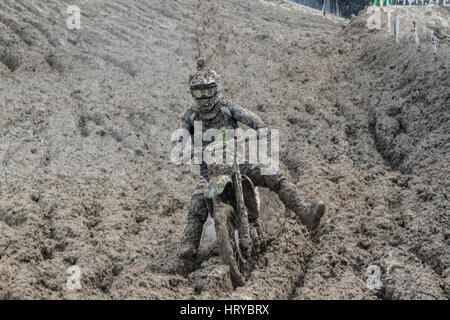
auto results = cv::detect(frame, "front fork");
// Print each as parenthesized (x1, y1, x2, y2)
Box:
(233, 163, 253, 260)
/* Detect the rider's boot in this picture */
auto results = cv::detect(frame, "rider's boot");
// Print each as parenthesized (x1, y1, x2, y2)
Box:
(277, 180, 326, 232)
(179, 218, 204, 263)
(180, 180, 209, 265)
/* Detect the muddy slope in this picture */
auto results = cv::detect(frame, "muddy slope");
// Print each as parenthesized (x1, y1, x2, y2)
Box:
(293, 5, 449, 299)
(0, 0, 448, 299)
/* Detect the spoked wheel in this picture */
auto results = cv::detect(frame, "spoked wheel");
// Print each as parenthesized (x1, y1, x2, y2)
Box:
(213, 202, 250, 287)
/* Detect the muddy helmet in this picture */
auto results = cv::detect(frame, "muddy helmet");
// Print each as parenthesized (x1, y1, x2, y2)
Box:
(189, 58, 222, 115)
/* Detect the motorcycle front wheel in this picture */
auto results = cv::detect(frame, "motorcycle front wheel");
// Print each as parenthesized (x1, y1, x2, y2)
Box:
(213, 202, 249, 287)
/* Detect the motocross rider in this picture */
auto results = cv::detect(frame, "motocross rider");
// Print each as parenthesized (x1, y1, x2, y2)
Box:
(172, 59, 326, 263)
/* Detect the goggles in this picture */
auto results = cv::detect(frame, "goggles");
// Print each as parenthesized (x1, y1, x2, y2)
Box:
(191, 86, 217, 99)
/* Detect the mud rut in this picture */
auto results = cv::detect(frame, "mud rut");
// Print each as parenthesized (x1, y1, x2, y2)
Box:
(0, 0, 448, 299)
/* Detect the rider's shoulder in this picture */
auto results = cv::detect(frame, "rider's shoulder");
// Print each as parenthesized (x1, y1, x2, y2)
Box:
(183, 106, 199, 122)
(219, 100, 234, 117)
(220, 99, 234, 108)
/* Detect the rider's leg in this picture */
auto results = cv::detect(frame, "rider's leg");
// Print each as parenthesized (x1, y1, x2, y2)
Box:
(277, 180, 325, 232)
(179, 179, 209, 262)
(240, 164, 325, 232)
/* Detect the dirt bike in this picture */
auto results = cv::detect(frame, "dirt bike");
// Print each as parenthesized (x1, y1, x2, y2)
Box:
(203, 137, 267, 287)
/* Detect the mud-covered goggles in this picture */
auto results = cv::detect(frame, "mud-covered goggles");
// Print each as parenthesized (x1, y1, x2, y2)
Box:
(191, 86, 218, 99)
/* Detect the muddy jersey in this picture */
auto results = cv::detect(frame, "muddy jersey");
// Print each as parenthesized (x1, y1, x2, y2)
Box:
(173, 100, 266, 177)
(177, 100, 266, 136)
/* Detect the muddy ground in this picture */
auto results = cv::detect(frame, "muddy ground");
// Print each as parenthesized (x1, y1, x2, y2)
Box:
(0, 0, 448, 299)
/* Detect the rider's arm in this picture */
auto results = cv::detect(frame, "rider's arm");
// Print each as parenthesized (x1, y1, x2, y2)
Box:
(228, 103, 267, 130)
(176, 108, 194, 135)
(171, 108, 194, 163)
